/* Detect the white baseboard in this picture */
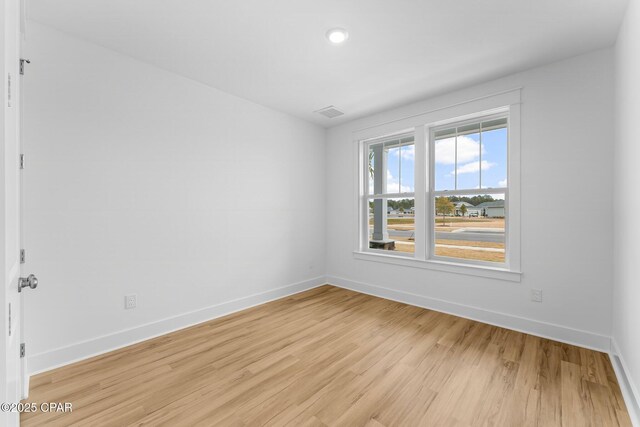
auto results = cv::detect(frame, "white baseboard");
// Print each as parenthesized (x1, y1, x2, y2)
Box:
(326, 275, 611, 352)
(28, 276, 327, 376)
(611, 339, 640, 427)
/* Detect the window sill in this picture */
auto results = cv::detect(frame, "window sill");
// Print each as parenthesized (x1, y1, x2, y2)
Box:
(352, 251, 522, 282)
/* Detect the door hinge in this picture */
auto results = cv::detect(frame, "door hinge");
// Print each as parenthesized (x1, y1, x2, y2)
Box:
(20, 343, 25, 358)
(20, 154, 25, 169)
(20, 249, 25, 264)
(19, 58, 30, 75)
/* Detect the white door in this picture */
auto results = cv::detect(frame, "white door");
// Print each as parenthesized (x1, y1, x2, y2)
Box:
(2, 0, 28, 425)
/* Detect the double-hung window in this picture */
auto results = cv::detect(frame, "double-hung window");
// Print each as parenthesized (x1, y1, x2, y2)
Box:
(430, 114, 508, 265)
(358, 100, 520, 279)
(365, 134, 416, 255)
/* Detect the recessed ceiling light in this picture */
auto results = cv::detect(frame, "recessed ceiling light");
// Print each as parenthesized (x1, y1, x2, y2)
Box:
(326, 28, 349, 44)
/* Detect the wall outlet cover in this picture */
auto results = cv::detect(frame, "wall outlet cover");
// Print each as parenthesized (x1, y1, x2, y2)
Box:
(125, 294, 137, 310)
(531, 289, 543, 302)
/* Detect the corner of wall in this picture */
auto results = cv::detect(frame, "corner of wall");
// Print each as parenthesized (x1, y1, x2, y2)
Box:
(612, 0, 640, 423)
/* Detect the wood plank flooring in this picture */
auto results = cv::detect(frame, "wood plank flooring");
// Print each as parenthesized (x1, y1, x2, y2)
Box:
(22, 285, 631, 426)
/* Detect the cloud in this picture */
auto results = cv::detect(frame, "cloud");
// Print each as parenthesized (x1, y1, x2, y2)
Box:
(452, 160, 496, 175)
(498, 178, 507, 187)
(435, 136, 484, 165)
(400, 144, 414, 160)
(386, 170, 413, 193)
(387, 144, 414, 160)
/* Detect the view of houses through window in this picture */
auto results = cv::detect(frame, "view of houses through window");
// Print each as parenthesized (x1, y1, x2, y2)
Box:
(433, 194, 505, 263)
(368, 198, 415, 254)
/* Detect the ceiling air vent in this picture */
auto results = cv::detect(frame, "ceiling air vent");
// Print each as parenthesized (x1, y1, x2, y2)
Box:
(315, 105, 344, 119)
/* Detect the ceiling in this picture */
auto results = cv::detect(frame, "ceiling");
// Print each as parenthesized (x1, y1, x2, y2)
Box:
(27, 0, 628, 127)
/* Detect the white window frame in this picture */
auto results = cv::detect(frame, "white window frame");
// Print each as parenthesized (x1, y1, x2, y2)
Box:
(428, 111, 510, 268)
(361, 132, 418, 259)
(354, 89, 521, 282)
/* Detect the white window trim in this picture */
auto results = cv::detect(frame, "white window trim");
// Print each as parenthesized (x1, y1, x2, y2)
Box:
(353, 89, 521, 282)
(428, 110, 510, 269)
(352, 250, 522, 282)
(361, 132, 417, 258)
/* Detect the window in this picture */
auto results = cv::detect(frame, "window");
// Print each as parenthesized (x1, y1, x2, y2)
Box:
(431, 115, 508, 265)
(358, 104, 519, 278)
(365, 134, 415, 256)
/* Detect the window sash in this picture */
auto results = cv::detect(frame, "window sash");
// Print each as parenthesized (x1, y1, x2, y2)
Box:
(431, 188, 505, 197)
(363, 131, 418, 259)
(364, 136, 416, 198)
(433, 116, 508, 139)
(427, 112, 509, 267)
(363, 132, 414, 147)
(427, 191, 509, 268)
(430, 112, 508, 137)
(367, 193, 416, 199)
(430, 112, 508, 193)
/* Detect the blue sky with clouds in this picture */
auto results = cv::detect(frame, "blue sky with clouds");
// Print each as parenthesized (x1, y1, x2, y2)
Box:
(386, 144, 415, 193)
(369, 127, 506, 196)
(434, 128, 507, 191)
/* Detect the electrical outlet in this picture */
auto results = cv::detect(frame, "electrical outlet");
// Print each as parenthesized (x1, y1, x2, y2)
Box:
(531, 289, 542, 302)
(125, 294, 137, 310)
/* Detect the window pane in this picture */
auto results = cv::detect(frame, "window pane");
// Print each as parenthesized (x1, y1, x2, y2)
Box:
(386, 142, 400, 194)
(433, 194, 505, 263)
(369, 135, 415, 196)
(456, 132, 480, 190)
(369, 197, 415, 255)
(480, 121, 507, 189)
(434, 136, 455, 191)
(400, 142, 415, 193)
(367, 145, 376, 195)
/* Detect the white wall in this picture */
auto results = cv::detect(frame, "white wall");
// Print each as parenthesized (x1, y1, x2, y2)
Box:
(613, 0, 640, 419)
(22, 22, 326, 373)
(326, 49, 615, 350)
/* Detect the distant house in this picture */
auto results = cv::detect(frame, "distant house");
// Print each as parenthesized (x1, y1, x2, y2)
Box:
(387, 206, 413, 215)
(453, 201, 480, 217)
(476, 200, 505, 218)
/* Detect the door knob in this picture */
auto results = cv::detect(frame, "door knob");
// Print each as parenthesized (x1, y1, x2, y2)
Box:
(18, 274, 38, 292)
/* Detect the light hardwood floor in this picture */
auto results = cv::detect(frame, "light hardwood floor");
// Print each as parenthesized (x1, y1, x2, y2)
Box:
(22, 285, 631, 426)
